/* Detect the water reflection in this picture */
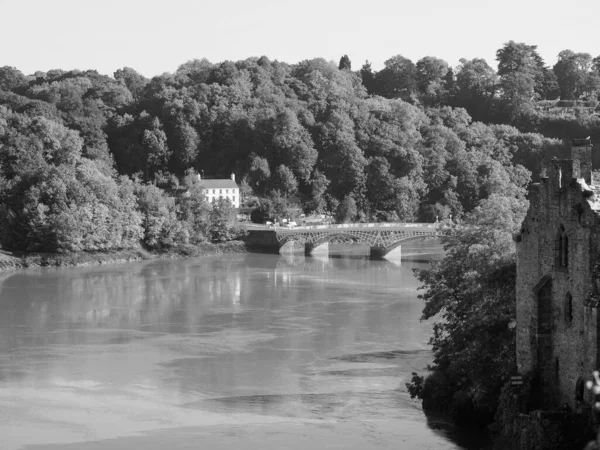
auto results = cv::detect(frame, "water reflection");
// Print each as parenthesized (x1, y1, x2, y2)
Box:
(0, 249, 470, 450)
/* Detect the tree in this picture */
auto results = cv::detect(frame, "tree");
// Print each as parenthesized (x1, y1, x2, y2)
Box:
(535, 67, 560, 100)
(271, 110, 317, 181)
(454, 58, 497, 121)
(114, 67, 148, 101)
(135, 182, 186, 249)
(335, 195, 357, 223)
(495, 41, 544, 119)
(247, 154, 271, 193)
(272, 164, 298, 197)
(0, 107, 143, 252)
(0, 66, 27, 92)
(209, 197, 238, 242)
(553, 50, 596, 99)
(338, 55, 352, 71)
(175, 58, 213, 85)
(366, 156, 400, 216)
(142, 117, 171, 177)
(304, 169, 330, 213)
(408, 194, 528, 426)
(177, 184, 211, 243)
(360, 61, 377, 94)
(318, 108, 367, 203)
(416, 56, 449, 105)
(374, 55, 417, 100)
(171, 121, 200, 170)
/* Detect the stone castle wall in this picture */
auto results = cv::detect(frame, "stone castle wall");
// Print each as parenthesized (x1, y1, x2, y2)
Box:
(516, 144, 600, 409)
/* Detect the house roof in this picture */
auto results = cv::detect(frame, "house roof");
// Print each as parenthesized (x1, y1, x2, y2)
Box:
(198, 179, 239, 189)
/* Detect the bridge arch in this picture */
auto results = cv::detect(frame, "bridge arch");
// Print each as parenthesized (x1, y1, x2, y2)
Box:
(370, 234, 440, 259)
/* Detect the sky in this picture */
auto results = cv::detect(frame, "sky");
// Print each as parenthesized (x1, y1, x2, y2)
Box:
(1, 0, 600, 78)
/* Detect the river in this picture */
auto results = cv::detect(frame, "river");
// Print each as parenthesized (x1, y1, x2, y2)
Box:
(0, 242, 485, 449)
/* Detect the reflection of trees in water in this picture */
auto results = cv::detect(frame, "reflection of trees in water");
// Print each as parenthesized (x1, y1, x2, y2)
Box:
(0, 259, 247, 339)
(0, 253, 432, 352)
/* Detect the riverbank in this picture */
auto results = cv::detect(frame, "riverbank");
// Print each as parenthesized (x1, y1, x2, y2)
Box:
(0, 241, 248, 272)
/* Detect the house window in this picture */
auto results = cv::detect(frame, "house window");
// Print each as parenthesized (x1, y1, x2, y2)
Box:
(226, 189, 229, 193)
(212, 189, 215, 194)
(555, 225, 569, 269)
(220, 189, 222, 193)
(233, 196, 236, 202)
(565, 293, 573, 325)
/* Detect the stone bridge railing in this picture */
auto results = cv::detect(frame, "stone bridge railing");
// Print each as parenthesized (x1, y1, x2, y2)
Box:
(275, 222, 438, 231)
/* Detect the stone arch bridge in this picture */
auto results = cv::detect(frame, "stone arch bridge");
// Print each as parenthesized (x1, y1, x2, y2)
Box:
(272, 222, 440, 258)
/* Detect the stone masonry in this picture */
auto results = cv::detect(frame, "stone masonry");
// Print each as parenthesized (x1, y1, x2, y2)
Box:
(515, 138, 600, 410)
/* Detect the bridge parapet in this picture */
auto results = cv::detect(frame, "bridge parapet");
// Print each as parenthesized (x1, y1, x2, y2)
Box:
(276, 222, 438, 232)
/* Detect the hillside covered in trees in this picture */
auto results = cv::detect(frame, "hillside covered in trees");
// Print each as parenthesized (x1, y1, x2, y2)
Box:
(1, 41, 600, 254)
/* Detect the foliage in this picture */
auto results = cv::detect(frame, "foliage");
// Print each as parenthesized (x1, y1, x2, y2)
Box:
(176, 184, 211, 243)
(335, 195, 357, 223)
(2, 44, 600, 256)
(250, 191, 293, 223)
(374, 55, 417, 100)
(0, 107, 143, 252)
(134, 183, 186, 249)
(208, 197, 239, 242)
(453, 58, 497, 122)
(338, 55, 352, 71)
(408, 193, 529, 426)
(496, 41, 545, 120)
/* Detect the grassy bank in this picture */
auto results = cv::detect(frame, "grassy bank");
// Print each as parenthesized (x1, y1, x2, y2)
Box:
(0, 240, 248, 272)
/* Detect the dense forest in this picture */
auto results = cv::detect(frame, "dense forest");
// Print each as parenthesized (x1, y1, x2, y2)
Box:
(3, 41, 600, 433)
(5, 41, 600, 253)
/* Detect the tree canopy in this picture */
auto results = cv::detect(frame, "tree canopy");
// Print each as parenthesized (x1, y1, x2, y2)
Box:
(1, 42, 598, 253)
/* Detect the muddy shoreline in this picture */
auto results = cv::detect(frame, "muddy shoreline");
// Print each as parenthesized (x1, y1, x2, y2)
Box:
(0, 241, 249, 272)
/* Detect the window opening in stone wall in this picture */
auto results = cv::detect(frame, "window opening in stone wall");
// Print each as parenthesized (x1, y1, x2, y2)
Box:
(554, 358, 560, 384)
(555, 225, 568, 269)
(576, 377, 585, 402)
(555, 230, 563, 267)
(565, 293, 573, 325)
(558, 167, 562, 188)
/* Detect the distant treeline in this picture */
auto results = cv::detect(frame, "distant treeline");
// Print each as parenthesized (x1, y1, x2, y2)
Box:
(2, 41, 600, 252)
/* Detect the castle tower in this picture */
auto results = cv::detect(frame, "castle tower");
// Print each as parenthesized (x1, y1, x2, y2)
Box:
(515, 137, 600, 411)
(571, 137, 593, 185)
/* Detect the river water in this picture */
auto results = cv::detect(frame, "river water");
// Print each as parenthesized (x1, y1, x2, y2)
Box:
(0, 243, 482, 449)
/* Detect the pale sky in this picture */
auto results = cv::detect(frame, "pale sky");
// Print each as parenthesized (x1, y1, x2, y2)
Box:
(1, 0, 599, 78)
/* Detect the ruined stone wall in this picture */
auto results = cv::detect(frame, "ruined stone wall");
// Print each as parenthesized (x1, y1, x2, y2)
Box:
(516, 152, 599, 409)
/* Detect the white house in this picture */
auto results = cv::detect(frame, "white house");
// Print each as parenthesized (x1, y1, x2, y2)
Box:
(197, 174, 240, 208)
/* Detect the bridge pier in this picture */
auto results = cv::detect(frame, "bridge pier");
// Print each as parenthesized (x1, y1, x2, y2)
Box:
(370, 245, 401, 260)
(305, 242, 329, 256)
(279, 240, 305, 255)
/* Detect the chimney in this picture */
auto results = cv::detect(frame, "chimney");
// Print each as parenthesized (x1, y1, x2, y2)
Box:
(571, 137, 593, 185)
(231, 173, 235, 182)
